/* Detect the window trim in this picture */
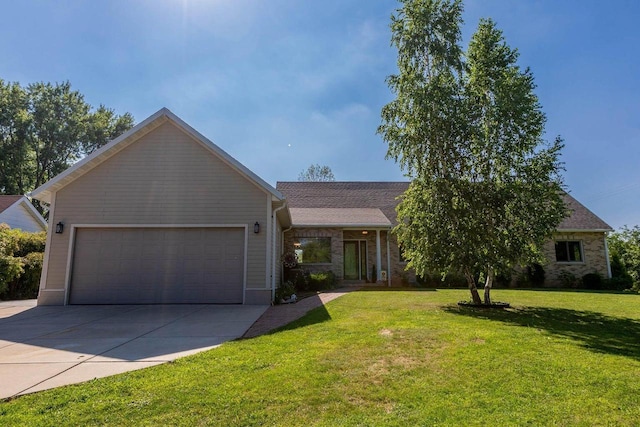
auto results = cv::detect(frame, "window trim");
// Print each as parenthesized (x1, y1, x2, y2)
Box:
(294, 237, 332, 264)
(554, 240, 584, 263)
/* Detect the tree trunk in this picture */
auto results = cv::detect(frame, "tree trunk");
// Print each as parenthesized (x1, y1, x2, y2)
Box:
(464, 268, 482, 305)
(484, 268, 494, 305)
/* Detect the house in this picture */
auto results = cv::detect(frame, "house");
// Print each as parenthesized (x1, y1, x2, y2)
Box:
(31, 108, 291, 305)
(276, 181, 613, 287)
(31, 108, 612, 306)
(0, 195, 47, 233)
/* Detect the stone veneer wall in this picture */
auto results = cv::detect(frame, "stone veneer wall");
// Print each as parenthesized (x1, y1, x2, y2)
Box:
(542, 231, 609, 286)
(284, 228, 343, 279)
(544, 232, 608, 286)
(283, 228, 415, 285)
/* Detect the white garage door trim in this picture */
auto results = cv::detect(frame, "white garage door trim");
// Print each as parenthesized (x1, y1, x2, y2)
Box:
(63, 224, 249, 305)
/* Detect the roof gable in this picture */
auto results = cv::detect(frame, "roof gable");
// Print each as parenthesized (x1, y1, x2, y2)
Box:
(30, 108, 284, 204)
(0, 195, 23, 213)
(558, 193, 612, 231)
(0, 195, 47, 230)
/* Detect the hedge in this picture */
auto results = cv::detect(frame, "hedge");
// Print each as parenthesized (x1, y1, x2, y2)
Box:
(0, 224, 46, 300)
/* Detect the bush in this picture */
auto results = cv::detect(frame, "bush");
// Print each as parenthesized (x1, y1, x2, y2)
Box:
(291, 269, 310, 291)
(558, 271, 578, 288)
(605, 275, 633, 291)
(0, 226, 46, 300)
(275, 280, 295, 304)
(308, 271, 337, 291)
(581, 272, 604, 290)
(416, 271, 469, 288)
(0, 256, 23, 296)
(526, 263, 545, 286)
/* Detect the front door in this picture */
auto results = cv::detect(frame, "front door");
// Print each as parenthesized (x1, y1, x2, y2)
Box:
(344, 240, 367, 280)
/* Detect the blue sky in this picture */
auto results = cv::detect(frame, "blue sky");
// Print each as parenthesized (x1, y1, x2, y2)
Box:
(2, 0, 638, 229)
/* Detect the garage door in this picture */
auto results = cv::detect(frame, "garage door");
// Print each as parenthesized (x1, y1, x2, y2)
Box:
(69, 227, 245, 304)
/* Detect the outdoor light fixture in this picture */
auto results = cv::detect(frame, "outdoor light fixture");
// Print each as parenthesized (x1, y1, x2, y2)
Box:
(55, 222, 64, 234)
(254, 222, 260, 234)
(362, 231, 369, 235)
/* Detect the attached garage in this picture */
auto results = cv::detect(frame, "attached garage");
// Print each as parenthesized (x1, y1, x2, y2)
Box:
(31, 108, 292, 306)
(69, 227, 246, 304)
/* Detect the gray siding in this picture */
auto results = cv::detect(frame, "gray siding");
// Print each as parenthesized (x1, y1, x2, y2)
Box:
(0, 203, 45, 232)
(40, 121, 270, 304)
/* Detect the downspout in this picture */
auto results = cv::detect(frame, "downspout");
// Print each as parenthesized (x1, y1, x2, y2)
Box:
(376, 230, 382, 282)
(386, 229, 392, 287)
(271, 202, 288, 303)
(604, 232, 612, 279)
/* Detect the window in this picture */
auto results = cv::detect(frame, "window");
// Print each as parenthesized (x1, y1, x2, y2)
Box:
(555, 241, 583, 262)
(294, 238, 331, 264)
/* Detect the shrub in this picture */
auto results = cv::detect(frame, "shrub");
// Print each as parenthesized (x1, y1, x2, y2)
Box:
(525, 263, 545, 286)
(14, 231, 46, 256)
(308, 271, 337, 291)
(605, 275, 633, 291)
(416, 271, 468, 288)
(0, 256, 23, 296)
(0, 226, 46, 300)
(558, 271, 578, 288)
(275, 280, 295, 304)
(291, 269, 311, 291)
(581, 272, 603, 290)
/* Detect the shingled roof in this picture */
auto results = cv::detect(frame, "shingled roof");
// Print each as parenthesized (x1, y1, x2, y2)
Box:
(277, 182, 408, 226)
(276, 181, 612, 231)
(559, 193, 612, 231)
(0, 195, 23, 213)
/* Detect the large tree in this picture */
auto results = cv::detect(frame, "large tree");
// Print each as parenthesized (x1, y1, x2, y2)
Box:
(379, 0, 566, 304)
(608, 226, 640, 289)
(298, 164, 336, 182)
(0, 80, 134, 197)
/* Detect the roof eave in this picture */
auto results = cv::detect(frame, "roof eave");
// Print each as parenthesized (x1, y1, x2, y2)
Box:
(17, 197, 47, 228)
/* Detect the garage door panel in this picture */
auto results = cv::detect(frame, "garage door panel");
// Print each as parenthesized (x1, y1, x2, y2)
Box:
(69, 227, 245, 304)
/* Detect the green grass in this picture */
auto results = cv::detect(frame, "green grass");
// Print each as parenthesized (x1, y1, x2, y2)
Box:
(1, 289, 640, 426)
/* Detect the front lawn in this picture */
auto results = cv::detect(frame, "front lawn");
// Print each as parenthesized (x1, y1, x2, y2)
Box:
(1, 289, 639, 426)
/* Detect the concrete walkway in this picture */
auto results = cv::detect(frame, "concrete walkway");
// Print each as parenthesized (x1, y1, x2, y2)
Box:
(243, 287, 357, 338)
(0, 301, 267, 399)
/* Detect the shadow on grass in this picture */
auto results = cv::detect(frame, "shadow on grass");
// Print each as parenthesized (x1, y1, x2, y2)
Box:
(242, 293, 335, 339)
(444, 304, 640, 361)
(509, 288, 638, 296)
(276, 303, 332, 333)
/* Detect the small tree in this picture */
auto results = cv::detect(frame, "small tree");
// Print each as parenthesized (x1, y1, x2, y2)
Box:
(298, 164, 335, 182)
(379, 0, 566, 304)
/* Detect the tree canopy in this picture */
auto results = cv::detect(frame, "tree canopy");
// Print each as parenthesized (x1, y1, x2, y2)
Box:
(298, 164, 336, 182)
(608, 226, 640, 290)
(0, 80, 134, 197)
(379, 0, 566, 304)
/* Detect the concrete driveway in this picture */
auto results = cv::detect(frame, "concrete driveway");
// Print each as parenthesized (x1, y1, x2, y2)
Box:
(0, 300, 267, 399)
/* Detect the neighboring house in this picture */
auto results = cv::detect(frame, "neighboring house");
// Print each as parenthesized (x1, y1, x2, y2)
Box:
(31, 108, 612, 306)
(277, 182, 613, 287)
(31, 108, 291, 305)
(0, 195, 47, 232)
